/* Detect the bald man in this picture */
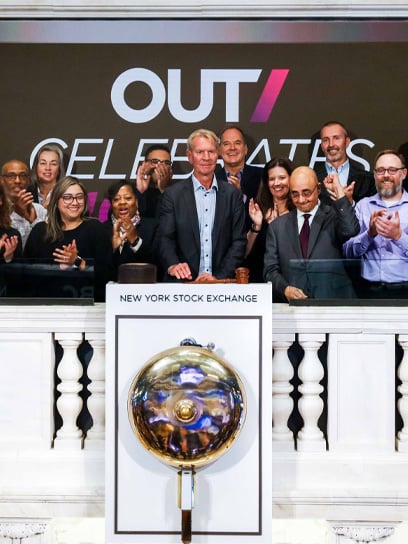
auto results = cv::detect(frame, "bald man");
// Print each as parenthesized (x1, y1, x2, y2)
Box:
(1, 160, 47, 247)
(263, 166, 359, 302)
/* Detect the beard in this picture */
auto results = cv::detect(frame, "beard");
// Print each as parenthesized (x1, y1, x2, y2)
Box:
(376, 180, 402, 198)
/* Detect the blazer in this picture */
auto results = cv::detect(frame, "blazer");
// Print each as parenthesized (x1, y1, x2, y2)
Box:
(263, 197, 360, 302)
(155, 177, 247, 281)
(215, 163, 262, 229)
(314, 160, 376, 205)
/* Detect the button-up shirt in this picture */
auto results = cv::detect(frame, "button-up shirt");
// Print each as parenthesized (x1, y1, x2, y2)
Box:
(343, 191, 408, 282)
(326, 160, 350, 187)
(192, 175, 218, 275)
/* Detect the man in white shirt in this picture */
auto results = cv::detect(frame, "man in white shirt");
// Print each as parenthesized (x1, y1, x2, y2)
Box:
(1, 160, 47, 247)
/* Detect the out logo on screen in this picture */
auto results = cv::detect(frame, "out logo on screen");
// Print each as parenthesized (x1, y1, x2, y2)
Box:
(110, 68, 289, 123)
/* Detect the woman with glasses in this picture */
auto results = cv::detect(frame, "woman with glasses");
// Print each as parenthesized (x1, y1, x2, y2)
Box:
(28, 143, 66, 209)
(244, 157, 294, 282)
(104, 180, 157, 280)
(24, 176, 114, 301)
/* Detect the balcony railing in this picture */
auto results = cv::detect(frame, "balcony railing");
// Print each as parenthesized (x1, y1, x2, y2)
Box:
(0, 301, 407, 543)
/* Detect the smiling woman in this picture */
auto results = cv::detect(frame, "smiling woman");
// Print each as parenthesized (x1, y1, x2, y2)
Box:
(104, 180, 158, 281)
(23, 176, 114, 301)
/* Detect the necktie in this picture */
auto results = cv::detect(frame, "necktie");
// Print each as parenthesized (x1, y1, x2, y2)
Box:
(299, 213, 311, 258)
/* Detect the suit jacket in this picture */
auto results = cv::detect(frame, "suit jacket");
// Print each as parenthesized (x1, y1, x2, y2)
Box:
(314, 160, 376, 205)
(155, 177, 246, 281)
(263, 197, 360, 301)
(215, 163, 262, 229)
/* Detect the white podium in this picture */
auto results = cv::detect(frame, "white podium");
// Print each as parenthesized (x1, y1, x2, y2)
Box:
(105, 283, 272, 544)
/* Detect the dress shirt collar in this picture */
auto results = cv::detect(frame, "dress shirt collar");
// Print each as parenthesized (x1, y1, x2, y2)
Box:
(192, 174, 218, 192)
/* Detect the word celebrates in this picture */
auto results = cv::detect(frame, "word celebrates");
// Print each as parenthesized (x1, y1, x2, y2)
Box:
(110, 68, 289, 123)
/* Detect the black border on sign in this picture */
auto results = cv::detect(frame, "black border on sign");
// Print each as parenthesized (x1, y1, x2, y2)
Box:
(114, 314, 263, 537)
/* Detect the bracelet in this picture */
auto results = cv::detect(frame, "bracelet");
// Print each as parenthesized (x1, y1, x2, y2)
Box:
(250, 224, 261, 233)
(130, 237, 140, 247)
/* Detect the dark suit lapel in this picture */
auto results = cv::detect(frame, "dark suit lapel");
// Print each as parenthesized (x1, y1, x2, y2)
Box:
(184, 179, 200, 248)
(307, 204, 328, 256)
(287, 211, 303, 257)
(212, 182, 225, 250)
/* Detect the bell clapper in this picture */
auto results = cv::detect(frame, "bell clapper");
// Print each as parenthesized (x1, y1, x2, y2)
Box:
(178, 468, 195, 544)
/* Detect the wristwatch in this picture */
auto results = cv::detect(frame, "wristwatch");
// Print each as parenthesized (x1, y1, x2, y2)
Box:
(73, 256, 84, 269)
(250, 224, 261, 233)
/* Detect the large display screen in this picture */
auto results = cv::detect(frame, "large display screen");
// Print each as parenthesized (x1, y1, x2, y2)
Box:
(1, 19, 407, 219)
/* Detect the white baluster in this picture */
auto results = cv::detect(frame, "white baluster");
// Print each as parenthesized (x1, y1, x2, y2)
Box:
(296, 333, 326, 451)
(53, 333, 84, 449)
(84, 332, 105, 449)
(272, 334, 295, 451)
(397, 335, 408, 452)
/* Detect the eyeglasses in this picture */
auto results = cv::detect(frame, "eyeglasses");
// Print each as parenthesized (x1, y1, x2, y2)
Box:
(374, 167, 405, 175)
(290, 185, 318, 200)
(145, 158, 172, 166)
(61, 193, 86, 204)
(2, 173, 29, 181)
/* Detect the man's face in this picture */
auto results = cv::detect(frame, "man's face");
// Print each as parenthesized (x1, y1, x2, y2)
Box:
(144, 148, 172, 188)
(374, 153, 406, 199)
(289, 168, 321, 213)
(320, 124, 350, 165)
(187, 136, 218, 178)
(219, 128, 248, 170)
(1, 160, 30, 197)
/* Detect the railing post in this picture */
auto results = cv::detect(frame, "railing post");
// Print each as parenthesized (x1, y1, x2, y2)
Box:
(53, 332, 84, 449)
(84, 332, 105, 448)
(272, 334, 295, 450)
(296, 333, 326, 451)
(397, 334, 408, 452)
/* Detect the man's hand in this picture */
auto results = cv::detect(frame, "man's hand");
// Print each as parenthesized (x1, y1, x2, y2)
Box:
(14, 189, 37, 222)
(284, 285, 308, 301)
(323, 173, 347, 201)
(373, 210, 402, 240)
(168, 262, 193, 280)
(343, 181, 356, 205)
(135, 162, 154, 194)
(368, 209, 387, 237)
(195, 272, 217, 282)
(154, 162, 173, 192)
(227, 174, 241, 190)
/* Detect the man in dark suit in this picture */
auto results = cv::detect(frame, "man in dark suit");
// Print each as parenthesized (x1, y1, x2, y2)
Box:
(264, 167, 359, 302)
(215, 125, 262, 230)
(314, 121, 376, 206)
(155, 129, 246, 282)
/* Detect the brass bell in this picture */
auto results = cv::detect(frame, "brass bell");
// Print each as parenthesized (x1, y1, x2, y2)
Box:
(128, 341, 246, 543)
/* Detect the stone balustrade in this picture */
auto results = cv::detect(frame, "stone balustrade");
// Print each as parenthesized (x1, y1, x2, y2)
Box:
(0, 302, 407, 543)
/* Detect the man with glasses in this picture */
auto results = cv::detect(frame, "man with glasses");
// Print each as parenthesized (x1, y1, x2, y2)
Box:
(135, 144, 174, 218)
(343, 150, 408, 298)
(264, 166, 359, 302)
(1, 160, 47, 247)
(314, 121, 376, 206)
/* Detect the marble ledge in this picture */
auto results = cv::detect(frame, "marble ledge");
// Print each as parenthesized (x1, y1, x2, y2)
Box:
(0, 1, 408, 18)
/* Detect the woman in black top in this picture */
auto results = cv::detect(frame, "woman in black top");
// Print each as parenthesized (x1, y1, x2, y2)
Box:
(24, 176, 114, 301)
(104, 180, 157, 280)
